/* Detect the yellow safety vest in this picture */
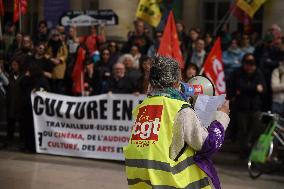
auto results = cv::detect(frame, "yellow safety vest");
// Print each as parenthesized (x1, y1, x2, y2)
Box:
(124, 96, 211, 189)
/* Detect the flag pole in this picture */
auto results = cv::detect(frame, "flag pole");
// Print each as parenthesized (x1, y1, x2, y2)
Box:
(199, 68, 204, 75)
(214, 5, 236, 36)
(81, 48, 85, 96)
(0, 17, 2, 39)
(19, 0, 22, 32)
(80, 71, 84, 96)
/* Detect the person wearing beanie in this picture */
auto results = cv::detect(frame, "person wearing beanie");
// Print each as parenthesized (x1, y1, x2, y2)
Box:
(124, 56, 230, 189)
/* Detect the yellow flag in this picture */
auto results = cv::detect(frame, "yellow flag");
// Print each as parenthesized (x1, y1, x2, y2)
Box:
(236, 0, 268, 18)
(136, 0, 162, 27)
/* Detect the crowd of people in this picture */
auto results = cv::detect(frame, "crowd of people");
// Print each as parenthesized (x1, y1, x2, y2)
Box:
(0, 19, 284, 157)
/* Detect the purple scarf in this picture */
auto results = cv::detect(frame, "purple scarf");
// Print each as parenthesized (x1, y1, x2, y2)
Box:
(194, 120, 225, 189)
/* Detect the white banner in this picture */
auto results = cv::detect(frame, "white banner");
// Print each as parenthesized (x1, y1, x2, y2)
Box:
(31, 92, 146, 161)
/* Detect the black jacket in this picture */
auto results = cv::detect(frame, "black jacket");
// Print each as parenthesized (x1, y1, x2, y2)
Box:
(231, 68, 266, 111)
(108, 75, 137, 94)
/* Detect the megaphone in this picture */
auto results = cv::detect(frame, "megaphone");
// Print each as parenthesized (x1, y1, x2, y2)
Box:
(180, 75, 215, 102)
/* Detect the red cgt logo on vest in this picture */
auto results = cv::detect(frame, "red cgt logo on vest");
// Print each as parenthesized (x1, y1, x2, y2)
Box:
(131, 105, 163, 147)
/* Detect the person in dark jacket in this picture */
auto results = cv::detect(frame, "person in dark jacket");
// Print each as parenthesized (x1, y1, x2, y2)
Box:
(108, 41, 121, 69)
(12, 35, 34, 74)
(136, 56, 152, 94)
(5, 58, 23, 143)
(33, 20, 49, 45)
(6, 32, 23, 63)
(24, 43, 53, 80)
(93, 48, 112, 94)
(19, 62, 50, 152)
(83, 61, 96, 96)
(119, 54, 142, 85)
(122, 20, 152, 55)
(254, 33, 282, 110)
(231, 53, 266, 158)
(83, 59, 103, 96)
(108, 63, 137, 94)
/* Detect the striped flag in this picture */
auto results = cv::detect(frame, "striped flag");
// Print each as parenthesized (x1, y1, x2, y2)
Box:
(236, 0, 267, 18)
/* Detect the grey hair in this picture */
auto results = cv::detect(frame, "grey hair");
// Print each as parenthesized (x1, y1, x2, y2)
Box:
(150, 56, 180, 89)
(48, 29, 61, 40)
(117, 54, 135, 65)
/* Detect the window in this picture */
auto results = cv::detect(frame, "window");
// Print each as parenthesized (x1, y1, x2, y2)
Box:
(202, 0, 231, 34)
(202, 0, 263, 35)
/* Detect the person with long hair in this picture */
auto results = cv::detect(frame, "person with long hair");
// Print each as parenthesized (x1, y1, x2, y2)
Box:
(136, 56, 152, 94)
(94, 48, 112, 94)
(108, 41, 121, 69)
(46, 30, 68, 94)
(182, 63, 199, 82)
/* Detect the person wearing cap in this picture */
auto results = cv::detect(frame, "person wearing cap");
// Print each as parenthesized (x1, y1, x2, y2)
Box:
(124, 56, 230, 189)
(231, 53, 266, 158)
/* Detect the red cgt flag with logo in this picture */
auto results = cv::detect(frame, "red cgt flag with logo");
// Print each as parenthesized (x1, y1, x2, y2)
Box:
(13, 0, 28, 23)
(202, 37, 226, 95)
(157, 11, 184, 69)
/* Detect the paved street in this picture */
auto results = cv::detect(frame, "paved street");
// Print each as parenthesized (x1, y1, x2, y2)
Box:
(0, 150, 283, 189)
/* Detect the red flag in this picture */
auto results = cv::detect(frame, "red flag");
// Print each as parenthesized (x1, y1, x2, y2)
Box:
(0, 0, 4, 16)
(157, 11, 184, 69)
(72, 47, 86, 94)
(202, 38, 226, 95)
(13, 0, 28, 23)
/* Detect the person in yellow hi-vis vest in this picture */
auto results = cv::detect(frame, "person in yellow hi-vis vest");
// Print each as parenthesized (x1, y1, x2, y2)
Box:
(124, 56, 230, 189)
